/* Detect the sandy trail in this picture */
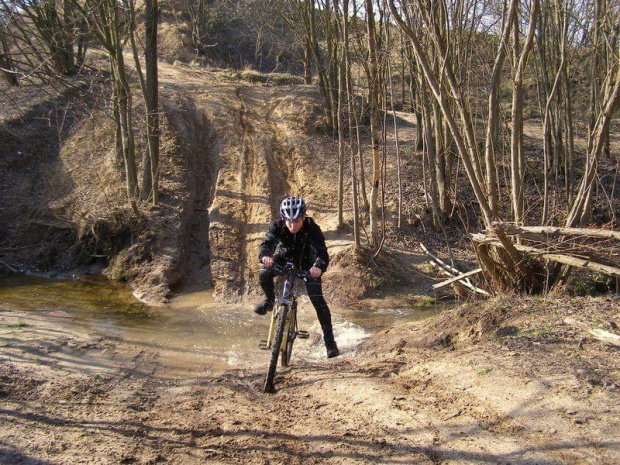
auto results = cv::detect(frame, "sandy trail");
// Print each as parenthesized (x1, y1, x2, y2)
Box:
(2, 294, 619, 464)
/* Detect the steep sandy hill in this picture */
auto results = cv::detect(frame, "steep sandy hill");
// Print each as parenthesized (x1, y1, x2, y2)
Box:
(4, 64, 418, 305)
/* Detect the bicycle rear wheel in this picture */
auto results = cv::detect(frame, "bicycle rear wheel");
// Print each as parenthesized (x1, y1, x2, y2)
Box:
(264, 304, 288, 393)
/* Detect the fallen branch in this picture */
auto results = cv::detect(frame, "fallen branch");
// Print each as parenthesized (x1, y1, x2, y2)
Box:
(27, 220, 75, 230)
(430, 262, 490, 296)
(0, 259, 18, 273)
(421, 243, 490, 296)
(564, 317, 620, 347)
(432, 268, 483, 290)
(420, 243, 463, 276)
(501, 224, 620, 241)
(472, 236, 620, 279)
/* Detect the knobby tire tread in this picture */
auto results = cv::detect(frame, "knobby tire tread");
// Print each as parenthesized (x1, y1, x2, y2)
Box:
(282, 336, 294, 367)
(264, 304, 288, 393)
(281, 308, 296, 367)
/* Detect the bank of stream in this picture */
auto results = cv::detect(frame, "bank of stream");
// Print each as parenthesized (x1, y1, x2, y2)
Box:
(0, 274, 444, 376)
(1, 275, 619, 464)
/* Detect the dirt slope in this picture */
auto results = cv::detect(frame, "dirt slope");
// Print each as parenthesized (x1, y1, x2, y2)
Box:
(0, 64, 356, 304)
(154, 64, 349, 302)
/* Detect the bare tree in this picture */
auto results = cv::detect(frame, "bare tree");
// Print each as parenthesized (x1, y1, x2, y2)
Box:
(566, 53, 620, 227)
(17, 0, 81, 75)
(271, 0, 313, 81)
(346, 44, 361, 246)
(125, 0, 160, 205)
(509, 0, 540, 226)
(571, 0, 620, 225)
(365, 0, 381, 246)
(389, 0, 494, 227)
(484, 0, 517, 218)
(79, 0, 139, 212)
(0, 0, 88, 82)
(144, 0, 160, 205)
(185, 0, 215, 55)
(0, 21, 18, 85)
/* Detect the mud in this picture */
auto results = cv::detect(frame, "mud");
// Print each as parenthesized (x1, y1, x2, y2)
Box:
(1, 294, 619, 464)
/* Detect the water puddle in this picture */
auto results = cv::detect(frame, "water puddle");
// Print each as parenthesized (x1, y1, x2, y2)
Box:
(0, 275, 445, 374)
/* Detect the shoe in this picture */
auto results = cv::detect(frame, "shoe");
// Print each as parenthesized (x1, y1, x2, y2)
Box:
(326, 340, 340, 358)
(254, 300, 274, 315)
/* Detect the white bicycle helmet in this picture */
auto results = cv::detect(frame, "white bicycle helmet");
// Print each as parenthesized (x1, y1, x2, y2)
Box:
(280, 196, 306, 221)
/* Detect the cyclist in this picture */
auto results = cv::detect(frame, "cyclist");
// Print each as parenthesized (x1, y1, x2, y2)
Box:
(254, 196, 340, 358)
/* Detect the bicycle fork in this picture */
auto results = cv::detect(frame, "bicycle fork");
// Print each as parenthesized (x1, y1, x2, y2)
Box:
(259, 299, 308, 351)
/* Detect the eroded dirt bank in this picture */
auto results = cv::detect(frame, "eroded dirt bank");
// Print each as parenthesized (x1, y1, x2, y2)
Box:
(0, 65, 345, 306)
(1, 295, 618, 464)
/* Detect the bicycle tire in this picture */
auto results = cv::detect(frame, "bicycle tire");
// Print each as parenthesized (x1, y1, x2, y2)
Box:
(281, 308, 296, 367)
(264, 304, 288, 393)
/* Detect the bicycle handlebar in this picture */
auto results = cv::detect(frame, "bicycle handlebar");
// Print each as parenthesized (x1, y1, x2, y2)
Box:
(270, 262, 309, 279)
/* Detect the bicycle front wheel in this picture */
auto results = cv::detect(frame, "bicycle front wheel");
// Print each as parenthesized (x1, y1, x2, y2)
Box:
(264, 304, 288, 393)
(281, 307, 297, 368)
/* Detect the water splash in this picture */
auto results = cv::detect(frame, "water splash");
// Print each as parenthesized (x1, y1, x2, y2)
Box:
(1, 275, 447, 372)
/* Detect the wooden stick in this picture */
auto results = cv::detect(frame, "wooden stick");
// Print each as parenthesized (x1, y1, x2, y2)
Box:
(420, 243, 462, 276)
(0, 259, 18, 273)
(430, 262, 489, 295)
(565, 317, 620, 347)
(422, 243, 490, 295)
(432, 268, 483, 289)
(500, 224, 620, 241)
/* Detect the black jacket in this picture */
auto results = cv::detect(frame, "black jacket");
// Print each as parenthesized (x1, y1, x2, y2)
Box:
(258, 217, 329, 272)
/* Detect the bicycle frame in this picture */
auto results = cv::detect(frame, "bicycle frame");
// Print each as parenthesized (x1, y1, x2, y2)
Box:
(265, 265, 298, 351)
(261, 262, 310, 392)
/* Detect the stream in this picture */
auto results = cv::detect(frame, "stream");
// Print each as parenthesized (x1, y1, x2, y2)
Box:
(0, 275, 444, 374)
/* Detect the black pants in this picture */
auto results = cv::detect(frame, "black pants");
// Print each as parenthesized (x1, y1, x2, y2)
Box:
(258, 266, 336, 343)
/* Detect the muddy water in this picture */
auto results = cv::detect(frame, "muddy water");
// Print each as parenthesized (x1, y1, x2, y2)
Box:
(0, 275, 444, 374)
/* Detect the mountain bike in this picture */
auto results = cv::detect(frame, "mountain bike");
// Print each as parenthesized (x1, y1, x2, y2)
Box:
(259, 262, 309, 393)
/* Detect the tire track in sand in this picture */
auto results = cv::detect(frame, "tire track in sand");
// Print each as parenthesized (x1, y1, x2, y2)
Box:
(233, 86, 289, 298)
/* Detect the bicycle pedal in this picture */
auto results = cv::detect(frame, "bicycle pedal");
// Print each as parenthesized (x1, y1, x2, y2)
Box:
(297, 330, 309, 339)
(258, 340, 269, 350)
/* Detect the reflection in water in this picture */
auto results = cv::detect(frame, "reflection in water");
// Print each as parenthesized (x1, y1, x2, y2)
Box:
(0, 274, 152, 321)
(0, 275, 445, 371)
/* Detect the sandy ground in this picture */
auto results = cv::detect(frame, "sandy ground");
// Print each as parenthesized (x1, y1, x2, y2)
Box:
(2, 294, 619, 464)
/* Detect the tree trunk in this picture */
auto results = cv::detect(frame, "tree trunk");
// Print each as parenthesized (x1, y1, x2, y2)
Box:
(0, 29, 18, 86)
(431, 99, 447, 221)
(307, 0, 332, 129)
(562, 63, 575, 203)
(365, 0, 381, 246)
(114, 57, 139, 203)
(388, 58, 403, 229)
(303, 39, 312, 84)
(484, 0, 517, 217)
(108, 0, 138, 207)
(125, 0, 151, 201)
(510, 0, 539, 226)
(587, 0, 602, 157)
(145, 0, 159, 205)
(110, 61, 123, 168)
(354, 90, 369, 214)
(340, 0, 360, 247)
(336, 40, 345, 228)
(541, 0, 568, 224)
